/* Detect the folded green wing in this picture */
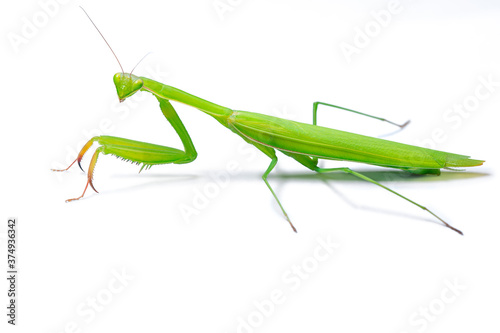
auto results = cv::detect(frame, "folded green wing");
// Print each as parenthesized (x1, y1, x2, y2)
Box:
(229, 111, 483, 169)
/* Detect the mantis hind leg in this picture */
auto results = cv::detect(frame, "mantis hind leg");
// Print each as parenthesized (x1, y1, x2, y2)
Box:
(310, 101, 409, 164)
(312, 101, 410, 128)
(283, 152, 463, 235)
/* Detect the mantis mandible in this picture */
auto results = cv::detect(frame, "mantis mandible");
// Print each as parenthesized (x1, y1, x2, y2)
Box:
(53, 8, 484, 235)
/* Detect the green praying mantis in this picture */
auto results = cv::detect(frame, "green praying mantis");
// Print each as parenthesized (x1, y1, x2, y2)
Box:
(53, 8, 484, 235)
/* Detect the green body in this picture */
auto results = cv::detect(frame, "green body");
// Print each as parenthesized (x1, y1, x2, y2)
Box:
(111, 74, 482, 172)
(56, 7, 484, 234)
(56, 73, 483, 234)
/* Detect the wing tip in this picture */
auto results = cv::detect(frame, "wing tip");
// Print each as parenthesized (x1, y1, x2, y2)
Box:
(446, 157, 484, 168)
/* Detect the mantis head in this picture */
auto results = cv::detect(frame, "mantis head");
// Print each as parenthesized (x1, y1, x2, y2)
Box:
(113, 73, 143, 102)
(79, 7, 148, 103)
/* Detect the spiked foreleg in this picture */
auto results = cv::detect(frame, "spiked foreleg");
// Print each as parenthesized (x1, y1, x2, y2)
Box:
(53, 98, 197, 202)
(54, 135, 196, 202)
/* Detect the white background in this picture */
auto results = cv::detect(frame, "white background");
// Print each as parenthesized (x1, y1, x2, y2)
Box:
(1, 0, 499, 332)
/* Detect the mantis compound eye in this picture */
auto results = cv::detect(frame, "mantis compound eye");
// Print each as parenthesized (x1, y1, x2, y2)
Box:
(132, 79, 144, 91)
(113, 72, 122, 86)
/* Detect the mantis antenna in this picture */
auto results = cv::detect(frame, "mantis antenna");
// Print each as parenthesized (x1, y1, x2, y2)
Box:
(80, 6, 124, 73)
(130, 52, 153, 77)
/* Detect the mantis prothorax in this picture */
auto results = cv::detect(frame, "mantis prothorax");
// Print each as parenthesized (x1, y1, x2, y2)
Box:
(53, 8, 484, 235)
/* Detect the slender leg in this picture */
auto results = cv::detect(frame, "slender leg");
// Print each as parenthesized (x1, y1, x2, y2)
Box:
(262, 155, 297, 232)
(284, 152, 463, 235)
(311, 101, 410, 164)
(317, 166, 462, 235)
(232, 136, 298, 232)
(312, 101, 410, 128)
